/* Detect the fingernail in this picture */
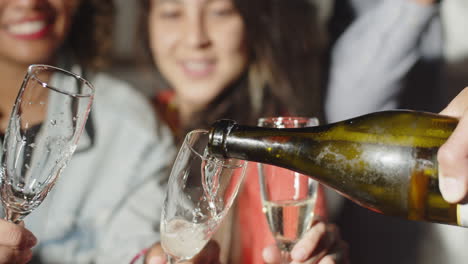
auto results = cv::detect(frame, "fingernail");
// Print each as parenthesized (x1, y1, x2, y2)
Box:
(440, 176, 463, 203)
(291, 247, 307, 261)
(148, 256, 165, 264)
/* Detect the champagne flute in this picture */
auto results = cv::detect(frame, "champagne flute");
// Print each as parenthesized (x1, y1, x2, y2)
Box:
(160, 129, 247, 263)
(258, 117, 320, 263)
(0, 64, 94, 223)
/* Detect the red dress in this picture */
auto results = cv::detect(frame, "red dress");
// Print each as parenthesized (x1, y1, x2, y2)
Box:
(154, 91, 328, 264)
(237, 165, 328, 264)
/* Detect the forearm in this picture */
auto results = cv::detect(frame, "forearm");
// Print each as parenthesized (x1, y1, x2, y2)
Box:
(326, 0, 438, 122)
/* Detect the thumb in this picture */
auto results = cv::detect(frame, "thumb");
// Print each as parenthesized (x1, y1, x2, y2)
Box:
(147, 256, 167, 264)
(437, 113, 468, 203)
(262, 244, 281, 264)
(145, 243, 167, 264)
(438, 87, 468, 203)
(440, 87, 468, 117)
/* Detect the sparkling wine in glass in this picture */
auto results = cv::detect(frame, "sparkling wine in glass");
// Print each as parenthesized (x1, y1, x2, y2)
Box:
(0, 64, 94, 223)
(160, 129, 247, 263)
(258, 117, 320, 263)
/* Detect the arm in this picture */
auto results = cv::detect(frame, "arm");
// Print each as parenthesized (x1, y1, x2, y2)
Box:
(325, 0, 439, 122)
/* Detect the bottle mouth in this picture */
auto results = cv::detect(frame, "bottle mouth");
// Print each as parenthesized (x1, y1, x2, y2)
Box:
(208, 119, 237, 158)
(258, 116, 320, 128)
(185, 129, 246, 169)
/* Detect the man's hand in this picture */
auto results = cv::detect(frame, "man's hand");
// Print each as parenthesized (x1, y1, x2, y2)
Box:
(145, 240, 220, 264)
(438, 87, 468, 203)
(0, 219, 36, 264)
(262, 221, 349, 264)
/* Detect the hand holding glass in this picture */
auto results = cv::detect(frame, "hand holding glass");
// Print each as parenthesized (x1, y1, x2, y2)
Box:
(258, 117, 320, 263)
(160, 129, 246, 263)
(0, 65, 94, 223)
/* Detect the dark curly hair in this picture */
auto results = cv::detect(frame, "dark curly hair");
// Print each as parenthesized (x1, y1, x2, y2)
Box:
(139, 0, 324, 138)
(68, 0, 115, 70)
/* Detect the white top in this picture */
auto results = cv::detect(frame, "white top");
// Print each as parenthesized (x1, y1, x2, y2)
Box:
(1, 65, 176, 263)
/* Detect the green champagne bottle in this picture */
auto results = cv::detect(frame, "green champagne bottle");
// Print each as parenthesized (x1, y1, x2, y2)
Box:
(207, 110, 468, 226)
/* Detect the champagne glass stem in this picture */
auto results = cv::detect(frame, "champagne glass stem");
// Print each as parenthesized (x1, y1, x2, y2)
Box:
(280, 249, 291, 264)
(4, 208, 26, 224)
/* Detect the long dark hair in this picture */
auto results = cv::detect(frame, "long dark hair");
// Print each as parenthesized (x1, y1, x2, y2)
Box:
(68, 0, 115, 70)
(139, 0, 324, 139)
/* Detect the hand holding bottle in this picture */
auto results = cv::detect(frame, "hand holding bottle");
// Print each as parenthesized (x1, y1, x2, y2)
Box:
(207, 110, 466, 226)
(438, 87, 468, 204)
(262, 221, 349, 264)
(0, 219, 36, 264)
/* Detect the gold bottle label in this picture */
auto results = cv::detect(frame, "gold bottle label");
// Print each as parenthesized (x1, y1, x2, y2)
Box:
(457, 204, 468, 227)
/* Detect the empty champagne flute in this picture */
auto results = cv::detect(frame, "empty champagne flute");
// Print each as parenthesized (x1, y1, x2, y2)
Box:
(160, 129, 247, 263)
(0, 64, 94, 223)
(258, 117, 320, 263)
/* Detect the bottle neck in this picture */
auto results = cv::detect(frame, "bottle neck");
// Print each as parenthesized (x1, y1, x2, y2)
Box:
(219, 125, 281, 162)
(208, 119, 322, 164)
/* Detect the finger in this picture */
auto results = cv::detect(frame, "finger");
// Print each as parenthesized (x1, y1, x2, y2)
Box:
(293, 224, 342, 264)
(262, 244, 281, 264)
(0, 247, 33, 264)
(0, 219, 36, 249)
(291, 222, 329, 262)
(0, 247, 15, 264)
(316, 240, 349, 264)
(145, 243, 167, 264)
(18, 249, 33, 264)
(146, 256, 166, 264)
(438, 109, 468, 203)
(317, 255, 336, 264)
(292, 239, 349, 264)
(440, 87, 468, 117)
(438, 87, 468, 203)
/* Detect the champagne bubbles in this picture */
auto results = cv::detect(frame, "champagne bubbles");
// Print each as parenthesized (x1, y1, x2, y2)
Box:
(191, 207, 205, 223)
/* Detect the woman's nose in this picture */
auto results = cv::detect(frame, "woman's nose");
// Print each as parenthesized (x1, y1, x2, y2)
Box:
(183, 16, 210, 49)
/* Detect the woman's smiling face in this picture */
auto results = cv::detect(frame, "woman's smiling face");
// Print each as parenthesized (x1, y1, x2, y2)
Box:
(149, 0, 248, 109)
(0, 0, 80, 66)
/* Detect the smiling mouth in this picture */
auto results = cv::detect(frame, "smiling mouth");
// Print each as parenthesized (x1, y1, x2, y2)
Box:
(6, 19, 52, 40)
(181, 61, 215, 78)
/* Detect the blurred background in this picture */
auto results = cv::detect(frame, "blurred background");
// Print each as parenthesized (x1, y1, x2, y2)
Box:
(107, 0, 334, 97)
(106, 1, 468, 263)
(106, 0, 155, 96)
